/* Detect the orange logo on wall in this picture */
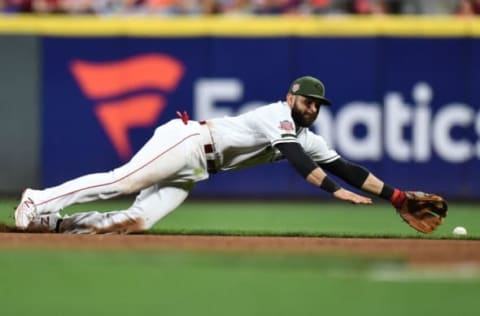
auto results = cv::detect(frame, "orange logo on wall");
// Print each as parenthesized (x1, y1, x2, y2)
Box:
(70, 54, 185, 160)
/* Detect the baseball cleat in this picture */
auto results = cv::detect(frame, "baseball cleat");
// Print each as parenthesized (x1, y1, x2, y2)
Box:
(26, 213, 63, 233)
(14, 189, 38, 229)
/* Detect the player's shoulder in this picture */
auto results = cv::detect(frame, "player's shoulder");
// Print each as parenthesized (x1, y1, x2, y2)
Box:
(254, 101, 290, 114)
(297, 127, 321, 142)
(295, 127, 309, 139)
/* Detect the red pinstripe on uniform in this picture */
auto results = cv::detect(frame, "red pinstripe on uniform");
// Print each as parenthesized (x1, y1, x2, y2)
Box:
(35, 133, 200, 207)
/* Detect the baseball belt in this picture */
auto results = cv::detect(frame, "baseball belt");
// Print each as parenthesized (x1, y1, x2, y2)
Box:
(200, 120, 220, 174)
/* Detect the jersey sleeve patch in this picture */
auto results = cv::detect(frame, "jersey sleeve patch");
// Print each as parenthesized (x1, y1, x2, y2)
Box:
(278, 120, 295, 132)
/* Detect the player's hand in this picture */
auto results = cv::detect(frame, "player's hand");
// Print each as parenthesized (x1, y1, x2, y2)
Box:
(333, 188, 372, 205)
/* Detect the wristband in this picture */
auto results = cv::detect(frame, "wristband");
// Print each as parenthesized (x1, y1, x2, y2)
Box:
(380, 184, 394, 200)
(390, 188, 406, 208)
(320, 176, 341, 193)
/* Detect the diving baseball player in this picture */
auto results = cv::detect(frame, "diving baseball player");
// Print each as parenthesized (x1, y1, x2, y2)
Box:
(14, 76, 447, 234)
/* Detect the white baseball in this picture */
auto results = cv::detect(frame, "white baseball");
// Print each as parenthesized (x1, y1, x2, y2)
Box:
(452, 226, 467, 236)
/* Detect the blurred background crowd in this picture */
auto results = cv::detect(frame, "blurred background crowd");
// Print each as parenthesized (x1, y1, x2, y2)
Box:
(1, 0, 479, 17)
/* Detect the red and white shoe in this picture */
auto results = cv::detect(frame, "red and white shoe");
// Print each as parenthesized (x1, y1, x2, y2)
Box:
(14, 189, 38, 229)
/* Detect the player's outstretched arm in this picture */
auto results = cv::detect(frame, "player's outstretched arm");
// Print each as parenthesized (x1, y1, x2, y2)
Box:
(320, 157, 448, 233)
(306, 168, 372, 205)
(320, 157, 394, 200)
(275, 143, 371, 204)
(332, 188, 372, 205)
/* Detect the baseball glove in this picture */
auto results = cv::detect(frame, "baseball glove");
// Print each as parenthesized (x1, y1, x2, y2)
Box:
(396, 191, 448, 234)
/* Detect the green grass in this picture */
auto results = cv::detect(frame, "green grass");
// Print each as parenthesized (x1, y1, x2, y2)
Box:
(0, 250, 479, 316)
(150, 201, 480, 239)
(1, 199, 480, 316)
(1, 198, 480, 238)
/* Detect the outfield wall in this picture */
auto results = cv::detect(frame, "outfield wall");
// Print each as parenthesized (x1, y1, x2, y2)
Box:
(0, 16, 479, 198)
(0, 35, 40, 192)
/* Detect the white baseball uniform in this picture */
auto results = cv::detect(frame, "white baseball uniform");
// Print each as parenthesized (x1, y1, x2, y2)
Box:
(27, 101, 339, 233)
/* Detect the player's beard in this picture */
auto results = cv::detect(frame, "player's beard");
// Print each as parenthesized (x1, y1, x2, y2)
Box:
(291, 101, 319, 128)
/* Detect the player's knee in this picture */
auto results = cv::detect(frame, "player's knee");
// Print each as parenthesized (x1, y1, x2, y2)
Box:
(103, 212, 147, 234)
(121, 216, 147, 234)
(139, 219, 156, 231)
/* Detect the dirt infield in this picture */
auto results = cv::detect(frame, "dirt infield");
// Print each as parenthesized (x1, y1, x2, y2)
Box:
(1, 232, 480, 265)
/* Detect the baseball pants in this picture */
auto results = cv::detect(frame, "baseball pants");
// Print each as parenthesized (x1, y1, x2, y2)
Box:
(31, 119, 211, 233)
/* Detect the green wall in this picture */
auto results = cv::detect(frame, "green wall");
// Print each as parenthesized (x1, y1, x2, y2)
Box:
(0, 35, 40, 193)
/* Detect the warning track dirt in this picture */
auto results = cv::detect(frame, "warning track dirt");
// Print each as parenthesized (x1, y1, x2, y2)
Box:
(1, 233, 479, 265)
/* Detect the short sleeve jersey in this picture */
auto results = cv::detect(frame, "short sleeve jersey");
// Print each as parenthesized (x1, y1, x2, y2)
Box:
(209, 101, 339, 171)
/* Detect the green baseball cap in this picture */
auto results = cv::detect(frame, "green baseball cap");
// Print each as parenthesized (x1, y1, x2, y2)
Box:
(289, 76, 332, 105)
